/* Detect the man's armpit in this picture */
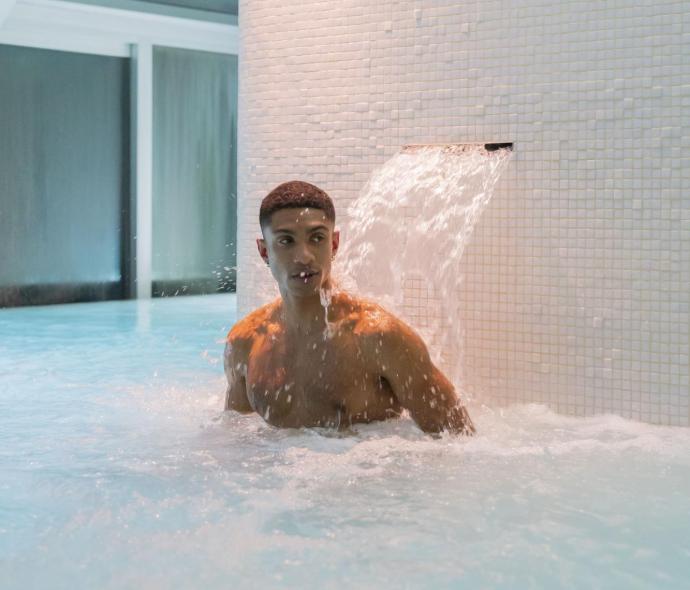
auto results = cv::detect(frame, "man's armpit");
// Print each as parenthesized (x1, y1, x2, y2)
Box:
(225, 376, 253, 413)
(223, 338, 253, 413)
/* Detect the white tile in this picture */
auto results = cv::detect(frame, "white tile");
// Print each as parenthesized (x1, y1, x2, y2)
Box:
(237, 0, 690, 427)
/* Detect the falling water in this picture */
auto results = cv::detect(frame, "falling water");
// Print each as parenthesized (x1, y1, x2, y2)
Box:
(334, 144, 513, 397)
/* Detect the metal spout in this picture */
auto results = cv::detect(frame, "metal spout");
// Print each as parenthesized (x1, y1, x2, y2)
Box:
(401, 142, 513, 154)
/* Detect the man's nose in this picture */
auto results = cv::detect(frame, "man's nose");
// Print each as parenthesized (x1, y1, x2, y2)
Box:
(293, 243, 315, 265)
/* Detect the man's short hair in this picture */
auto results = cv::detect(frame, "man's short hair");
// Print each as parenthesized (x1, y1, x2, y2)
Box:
(259, 180, 335, 230)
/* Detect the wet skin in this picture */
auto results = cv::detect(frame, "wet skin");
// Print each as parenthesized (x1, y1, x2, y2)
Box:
(224, 207, 475, 435)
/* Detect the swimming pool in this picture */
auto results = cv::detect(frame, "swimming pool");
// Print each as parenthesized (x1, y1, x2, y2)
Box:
(1, 295, 688, 589)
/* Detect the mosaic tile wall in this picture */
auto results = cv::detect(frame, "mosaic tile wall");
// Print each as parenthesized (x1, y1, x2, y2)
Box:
(237, 0, 690, 426)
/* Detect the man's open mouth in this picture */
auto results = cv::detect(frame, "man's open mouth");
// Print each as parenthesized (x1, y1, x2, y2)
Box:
(291, 270, 319, 283)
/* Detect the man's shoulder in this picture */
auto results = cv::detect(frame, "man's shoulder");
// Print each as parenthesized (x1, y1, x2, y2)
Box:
(333, 292, 410, 339)
(333, 293, 429, 366)
(227, 300, 280, 347)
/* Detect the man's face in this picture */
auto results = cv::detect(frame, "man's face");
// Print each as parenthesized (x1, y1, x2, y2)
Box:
(257, 207, 339, 297)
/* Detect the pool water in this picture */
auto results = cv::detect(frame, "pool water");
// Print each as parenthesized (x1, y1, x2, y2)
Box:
(1, 295, 688, 589)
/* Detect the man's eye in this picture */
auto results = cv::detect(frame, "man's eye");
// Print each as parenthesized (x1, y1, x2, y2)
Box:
(277, 237, 293, 245)
(311, 234, 325, 242)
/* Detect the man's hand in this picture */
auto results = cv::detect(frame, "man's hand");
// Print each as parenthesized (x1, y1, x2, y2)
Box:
(442, 403, 476, 436)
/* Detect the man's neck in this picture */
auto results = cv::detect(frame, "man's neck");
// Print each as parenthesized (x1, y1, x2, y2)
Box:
(279, 291, 331, 337)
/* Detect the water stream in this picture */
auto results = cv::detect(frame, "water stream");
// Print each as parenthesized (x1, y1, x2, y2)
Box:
(335, 144, 513, 394)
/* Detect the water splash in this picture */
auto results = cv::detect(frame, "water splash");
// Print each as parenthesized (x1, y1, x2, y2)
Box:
(319, 286, 334, 339)
(333, 144, 513, 397)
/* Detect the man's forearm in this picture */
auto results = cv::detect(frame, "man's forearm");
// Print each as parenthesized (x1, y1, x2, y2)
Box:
(409, 373, 475, 435)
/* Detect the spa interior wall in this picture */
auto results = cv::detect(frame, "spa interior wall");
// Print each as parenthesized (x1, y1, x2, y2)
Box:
(237, 0, 690, 426)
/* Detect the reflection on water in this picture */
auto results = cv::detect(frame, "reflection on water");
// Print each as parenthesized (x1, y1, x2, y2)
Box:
(1, 296, 688, 589)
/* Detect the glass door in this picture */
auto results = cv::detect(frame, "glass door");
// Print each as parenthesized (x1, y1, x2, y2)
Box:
(0, 44, 130, 307)
(151, 46, 238, 296)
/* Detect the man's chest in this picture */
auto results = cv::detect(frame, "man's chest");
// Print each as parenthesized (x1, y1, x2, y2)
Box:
(244, 332, 382, 427)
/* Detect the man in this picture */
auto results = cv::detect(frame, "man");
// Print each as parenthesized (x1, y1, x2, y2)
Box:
(224, 180, 475, 435)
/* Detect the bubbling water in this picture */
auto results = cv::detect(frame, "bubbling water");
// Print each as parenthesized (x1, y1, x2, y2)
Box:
(332, 144, 513, 395)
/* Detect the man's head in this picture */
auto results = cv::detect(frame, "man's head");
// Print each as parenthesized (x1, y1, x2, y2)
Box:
(257, 181, 339, 298)
(259, 180, 335, 231)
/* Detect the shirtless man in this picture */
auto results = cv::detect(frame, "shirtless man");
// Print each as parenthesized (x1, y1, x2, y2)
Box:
(224, 180, 475, 435)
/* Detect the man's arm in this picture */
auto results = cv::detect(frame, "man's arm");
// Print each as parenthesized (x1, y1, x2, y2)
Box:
(377, 320, 475, 435)
(223, 335, 253, 413)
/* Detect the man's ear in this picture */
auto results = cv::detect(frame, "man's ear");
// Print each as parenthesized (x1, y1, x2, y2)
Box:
(257, 238, 269, 265)
(331, 230, 340, 258)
